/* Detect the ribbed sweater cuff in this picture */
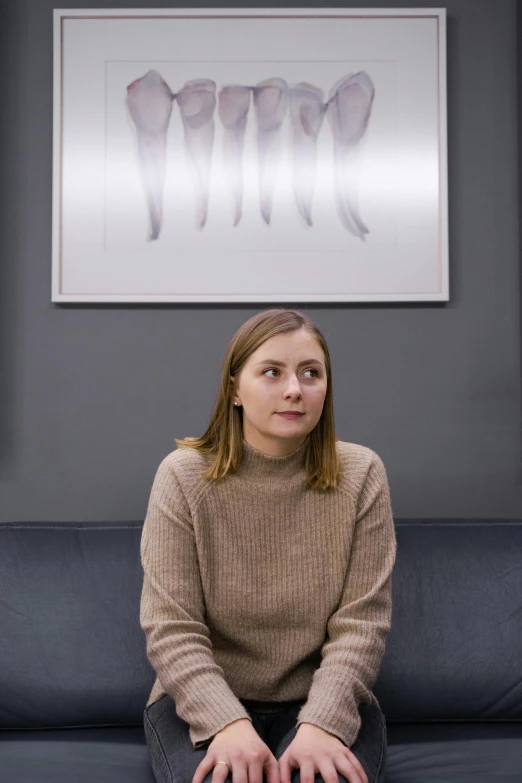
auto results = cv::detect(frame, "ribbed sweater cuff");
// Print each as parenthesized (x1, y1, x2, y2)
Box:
(181, 680, 253, 748)
(295, 680, 364, 749)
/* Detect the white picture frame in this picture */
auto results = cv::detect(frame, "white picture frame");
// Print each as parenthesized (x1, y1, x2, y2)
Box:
(52, 7, 448, 303)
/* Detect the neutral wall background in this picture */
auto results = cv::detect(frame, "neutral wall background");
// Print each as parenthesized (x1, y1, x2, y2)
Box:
(0, 0, 520, 521)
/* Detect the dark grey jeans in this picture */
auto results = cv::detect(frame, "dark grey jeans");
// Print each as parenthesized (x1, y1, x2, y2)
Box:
(143, 695, 387, 783)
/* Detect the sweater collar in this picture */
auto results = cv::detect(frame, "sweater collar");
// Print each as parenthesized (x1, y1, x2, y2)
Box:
(240, 436, 309, 476)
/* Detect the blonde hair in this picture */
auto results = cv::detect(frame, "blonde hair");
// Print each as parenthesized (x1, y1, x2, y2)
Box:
(175, 308, 341, 491)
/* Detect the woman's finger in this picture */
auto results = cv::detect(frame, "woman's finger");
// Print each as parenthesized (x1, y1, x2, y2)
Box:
(192, 756, 228, 783)
(278, 754, 293, 783)
(317, 758, 345, 783)
(248, 754, 266, 783)
(222, 758, 247, 783)
(265, 754, 281, 783)
(330, 752, 366, 783)
(298, 757, 317, 783)
(342, 749, 368, 783)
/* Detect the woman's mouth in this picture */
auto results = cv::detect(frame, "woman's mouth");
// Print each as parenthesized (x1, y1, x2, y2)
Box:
(277, 412, 304, 419)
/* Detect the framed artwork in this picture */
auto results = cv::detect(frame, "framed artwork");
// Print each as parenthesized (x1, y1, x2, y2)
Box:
(52, 8, 448, 302)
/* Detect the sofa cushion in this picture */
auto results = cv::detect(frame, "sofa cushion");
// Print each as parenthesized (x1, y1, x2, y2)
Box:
(386, 721, 522, 781)
(0, 722, 521, 782)
(0, 727, 155, 782)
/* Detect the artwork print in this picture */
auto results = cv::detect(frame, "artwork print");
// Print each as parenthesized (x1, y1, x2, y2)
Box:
(126, 69, 375, 241)
(53, 10, 448, 302)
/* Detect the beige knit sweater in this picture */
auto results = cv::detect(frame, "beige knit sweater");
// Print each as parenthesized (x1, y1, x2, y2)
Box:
(140, 436, 397, 749)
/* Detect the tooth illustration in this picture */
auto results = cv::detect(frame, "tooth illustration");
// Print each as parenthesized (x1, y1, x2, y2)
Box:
(288, 83, 326, 227)
(252, 78, 288, 225)
(176, 79, 216, 230)
(126, 69, 174, 241)
(326, 72, 375, 239)
(218, 85, 251, 227)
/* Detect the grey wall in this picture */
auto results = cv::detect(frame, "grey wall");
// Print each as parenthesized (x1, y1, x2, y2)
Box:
(0, 0, 520, 521)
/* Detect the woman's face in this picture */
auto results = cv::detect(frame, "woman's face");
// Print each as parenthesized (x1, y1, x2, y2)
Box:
(230, 328, 328, 456)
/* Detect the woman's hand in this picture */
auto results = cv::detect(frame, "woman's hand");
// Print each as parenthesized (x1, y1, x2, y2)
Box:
(192, 718, 281, 783)
(279, 723, 368, 783)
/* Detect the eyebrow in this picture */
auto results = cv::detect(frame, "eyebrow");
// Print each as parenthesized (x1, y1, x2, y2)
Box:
(255, 359, 323, 368)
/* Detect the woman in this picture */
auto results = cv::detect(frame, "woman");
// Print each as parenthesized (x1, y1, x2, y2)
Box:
(141, 308, 397, 783)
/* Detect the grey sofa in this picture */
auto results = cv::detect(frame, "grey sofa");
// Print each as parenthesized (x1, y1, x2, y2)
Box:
(0, 519, 521, 782)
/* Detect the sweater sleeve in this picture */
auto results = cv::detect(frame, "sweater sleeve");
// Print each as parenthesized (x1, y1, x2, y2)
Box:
(295, 451, 397, 748)
(140, 455, 252, 748)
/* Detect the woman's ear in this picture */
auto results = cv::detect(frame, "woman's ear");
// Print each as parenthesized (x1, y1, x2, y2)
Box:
(229, 376, 239, 406)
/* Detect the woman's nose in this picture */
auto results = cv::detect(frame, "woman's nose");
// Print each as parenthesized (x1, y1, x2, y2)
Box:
(285, 377, 302, 394)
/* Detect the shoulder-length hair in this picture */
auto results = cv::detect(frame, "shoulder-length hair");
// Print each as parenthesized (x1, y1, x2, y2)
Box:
(175, 308, 341, 491)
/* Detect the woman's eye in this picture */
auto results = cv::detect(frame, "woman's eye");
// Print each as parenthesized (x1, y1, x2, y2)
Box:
(263, 368, 319, 378)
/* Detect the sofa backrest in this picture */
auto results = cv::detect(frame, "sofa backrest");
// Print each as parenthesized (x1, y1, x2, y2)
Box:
(0, 519, 520, 729)
(376, 519, 522, 724)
